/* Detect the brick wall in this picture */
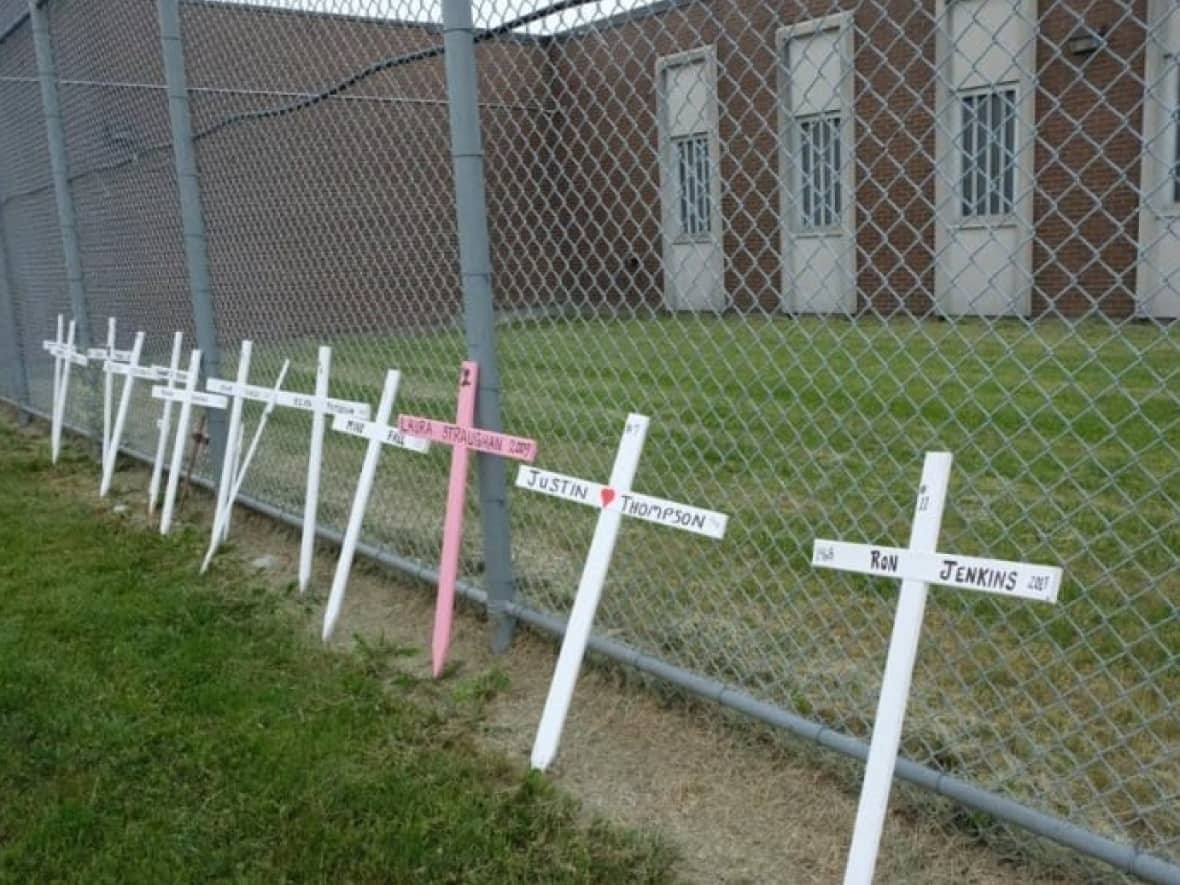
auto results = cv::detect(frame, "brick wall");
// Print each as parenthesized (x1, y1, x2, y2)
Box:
(548, 0, 1150, 318)
(0, 0, 1157, 330)
(1032, 0, 1146, 318)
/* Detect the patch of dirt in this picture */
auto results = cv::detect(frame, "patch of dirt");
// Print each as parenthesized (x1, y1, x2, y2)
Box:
(38, 417, 1094, 885)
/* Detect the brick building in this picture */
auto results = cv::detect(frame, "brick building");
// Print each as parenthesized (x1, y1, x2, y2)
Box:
(543, 0, 1177, 320)
(0, 0, 1176, 340)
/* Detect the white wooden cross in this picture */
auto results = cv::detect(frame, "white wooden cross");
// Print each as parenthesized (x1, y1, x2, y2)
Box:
(40, 316, 88, 463)
(205, 344, 370, 590)
(98, 330, 146, 496)
(86, 317, 134, 472)
(40, 314, 68, 461)
(201, 352, 291, 573)
(206, 340, 256, 550)
(514, 413, 728, 771)
(809, 451, 1062, 885)
(321, 369, 430, 642)
(148, 332, 190, 516)
(152, 348, 228, 535)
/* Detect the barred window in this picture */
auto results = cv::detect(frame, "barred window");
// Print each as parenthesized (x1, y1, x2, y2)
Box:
(798, 113, 842, 230)
(1173, 66, 1180, 203)
(960, 88, 1017, 218)
(674, 133, 711, 237)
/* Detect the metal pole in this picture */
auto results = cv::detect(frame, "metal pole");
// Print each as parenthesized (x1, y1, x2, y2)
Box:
(156, 0, 226, 479)
(29, 0, 93, 437)
(441, 0, 518, 655)
(0, 211, 31, 419)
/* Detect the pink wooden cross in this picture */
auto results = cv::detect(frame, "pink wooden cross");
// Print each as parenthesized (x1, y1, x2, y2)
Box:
(398, 360, 538, 677)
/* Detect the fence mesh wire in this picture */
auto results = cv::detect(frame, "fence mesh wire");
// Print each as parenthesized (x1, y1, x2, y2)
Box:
(0, 0, 1176, 878)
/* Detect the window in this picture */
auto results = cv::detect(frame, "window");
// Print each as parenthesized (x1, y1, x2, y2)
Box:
(1173, 66, 1180, 203)
(674, 133, 711, 237)
(798, 113, 842, 229)
(960, 88, 1017, 218)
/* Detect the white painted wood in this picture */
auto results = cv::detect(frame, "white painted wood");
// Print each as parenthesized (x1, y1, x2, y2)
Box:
(101, 317, 115, 469)
(777, 13, 856, 314)
(52, 313, 63, 394)
(331, 414, 431, 452)
(299, 346, 331, 593)
(323, 370, 408, 642)
(45, 314, 64, 461)
(934, 0, 1035, 316)
(225, 419, 246, 542)
(87, 347, 133, 362)
(148, 334, 184, 515)
(154, 366, 190, 384)
(99, 331, 145, 496)
(107, 362, 165, 382)
(843, 452, 953, 885)
(528, 413, 650, 771)
(1136, 0, 1180, 318)
(52, 320, 80, 464)
(160, 349, 204, 536)
(205, 378, 368, 417)
(516, 466, 728, 539)
(657, 46, 725, 312)
(812, 539, 1062, 603)
(201, 360, 291, 573)
(203, 346, 370, 586)
(151, 386, 227, 410)
(212, 341, 253, 548)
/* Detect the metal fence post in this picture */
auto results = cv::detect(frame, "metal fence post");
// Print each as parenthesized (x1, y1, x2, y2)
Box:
(156, 0, 226, 479)
(441, 0, 517, 654)
(28, 1, 91, 352)
(0, 211, 31, 418)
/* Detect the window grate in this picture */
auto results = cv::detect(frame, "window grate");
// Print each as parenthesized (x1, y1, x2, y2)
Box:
(673, 133, 711, 237)
(1173, 64, 1180, 203)
(960, 88, 1017, 218)
(798, 113, 842, 230)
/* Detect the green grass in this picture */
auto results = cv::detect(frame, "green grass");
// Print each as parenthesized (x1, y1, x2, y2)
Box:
(26, 312, 1180, 861)
(0, 420, 675, 883)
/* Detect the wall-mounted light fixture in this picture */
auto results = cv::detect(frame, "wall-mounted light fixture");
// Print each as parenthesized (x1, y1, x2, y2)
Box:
(103, 124, 141, 164)
(1067, 26, 1105, 56)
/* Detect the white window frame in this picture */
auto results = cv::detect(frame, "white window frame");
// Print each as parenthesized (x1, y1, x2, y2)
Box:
(932, 0, 1037, 316)
(655, 46, 723, 247)
(1171, 60, 1180, 205)
(1139, 25, 1180, 219)
(776, 13, 855, 240)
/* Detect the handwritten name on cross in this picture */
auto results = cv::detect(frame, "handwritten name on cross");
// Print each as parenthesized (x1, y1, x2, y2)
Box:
(151, 349, 228, 535)
(396, 361, 538, 678)
(148, 332, 189, 516)
(809, 452, 1062, 885)
(205, 344, 370, 589)
(515, 413, 728, 771)
(200, 343, 292, 573)
(98, 330, 146, 496)
(86, 317, 133, 472)
(321, 369, 430, 642)
(200, 340, 258, 561)
(41, 316, 88, 463)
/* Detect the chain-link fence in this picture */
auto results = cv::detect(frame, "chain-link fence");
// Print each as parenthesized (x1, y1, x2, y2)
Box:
(0, 0, 1177, 880)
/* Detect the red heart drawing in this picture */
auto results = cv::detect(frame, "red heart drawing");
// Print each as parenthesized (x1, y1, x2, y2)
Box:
(600, 488, 616, 508)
